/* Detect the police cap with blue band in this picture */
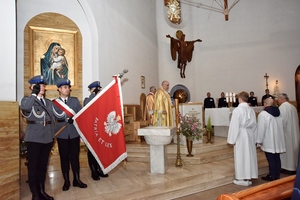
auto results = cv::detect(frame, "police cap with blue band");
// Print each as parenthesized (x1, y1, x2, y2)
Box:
(88, 81, 102, 89)
(56, 79, 71, 88)
(28, 75, 47, 85)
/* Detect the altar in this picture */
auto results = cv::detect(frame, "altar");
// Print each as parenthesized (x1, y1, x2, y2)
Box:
(204, 106, 264, 137)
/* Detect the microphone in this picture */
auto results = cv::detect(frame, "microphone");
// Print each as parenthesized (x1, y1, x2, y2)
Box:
(118, 69, 129, 78)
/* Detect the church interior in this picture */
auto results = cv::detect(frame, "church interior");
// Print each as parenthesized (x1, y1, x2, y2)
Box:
(1, 0, 300, 199)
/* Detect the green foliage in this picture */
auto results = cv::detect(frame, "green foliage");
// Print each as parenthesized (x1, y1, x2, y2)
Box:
(206, 116, 213, 132)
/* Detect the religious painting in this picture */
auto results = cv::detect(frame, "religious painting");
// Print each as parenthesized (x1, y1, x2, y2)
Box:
(29, 26, 78, 89)
(141, 76, 145, 89)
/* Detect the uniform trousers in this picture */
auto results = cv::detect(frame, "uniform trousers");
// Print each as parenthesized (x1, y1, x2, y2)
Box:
(88, 150, 100, 169)
(57, 136, 80, 174)
(265, 152, 281, 179)
(26, 141, 53, 192)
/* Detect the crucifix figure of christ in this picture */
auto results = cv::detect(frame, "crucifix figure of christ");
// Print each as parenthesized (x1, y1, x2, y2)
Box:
(166, 30, 202, 78)
(264, 73, 269, 89)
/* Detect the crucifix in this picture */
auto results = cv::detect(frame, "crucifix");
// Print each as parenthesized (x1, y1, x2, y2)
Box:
(264, 73, 269, 89)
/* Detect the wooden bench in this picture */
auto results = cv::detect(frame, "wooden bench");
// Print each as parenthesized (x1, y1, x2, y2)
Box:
(217, 175, 295, 200)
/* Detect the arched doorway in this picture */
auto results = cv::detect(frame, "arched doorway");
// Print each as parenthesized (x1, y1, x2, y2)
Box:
(295, 64, 300, 111)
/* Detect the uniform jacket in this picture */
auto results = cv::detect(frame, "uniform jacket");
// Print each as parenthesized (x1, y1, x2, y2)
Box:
(53, 96, 82, 139)
(20, 94, 55, 143)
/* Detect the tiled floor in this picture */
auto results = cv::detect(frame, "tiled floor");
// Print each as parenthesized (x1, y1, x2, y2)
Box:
(20, 137, 293, 200)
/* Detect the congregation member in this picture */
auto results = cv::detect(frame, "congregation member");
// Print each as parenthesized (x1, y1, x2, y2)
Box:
(248, 91, 258, 106)
(261, 89, 274, 106)
(218, 92, 228, 108)
(278, 93, 300, 175)
(153, 80, 173, 126)
(232, 94, 239, 107)
(53, 79, 87, 191)
(204, 92, 215, 109)
(145, 86, 156, 125)
(20, 75, 55, 200)
(227, 91, 258, 186)
(257, 98, 286, 181)
(83, 81, 109, 181)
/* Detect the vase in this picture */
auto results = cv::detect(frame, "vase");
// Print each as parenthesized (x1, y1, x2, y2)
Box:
(207, 131, 212, 144)
(186, 139, 194, 157)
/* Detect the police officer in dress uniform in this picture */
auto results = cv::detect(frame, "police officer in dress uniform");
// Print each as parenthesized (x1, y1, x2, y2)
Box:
(52, 79, 87, 191)
(20, 75, 55, 200)
(83, 81, 109, 180)
(204, 92, 216, 109)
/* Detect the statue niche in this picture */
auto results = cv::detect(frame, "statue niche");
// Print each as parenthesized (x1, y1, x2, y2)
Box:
(166, 30, 202, 78)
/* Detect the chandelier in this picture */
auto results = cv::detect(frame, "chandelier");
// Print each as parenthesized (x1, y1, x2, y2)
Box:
(165, 0, 240, 22)
(165, 0, 181, 24)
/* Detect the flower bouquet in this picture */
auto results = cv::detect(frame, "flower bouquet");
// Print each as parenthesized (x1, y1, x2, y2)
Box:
(180, 114, 203, 141)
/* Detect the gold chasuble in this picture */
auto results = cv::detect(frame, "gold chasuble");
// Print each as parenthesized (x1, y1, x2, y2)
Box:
(146, 93, 155, 125)
(153, 86, 173, 126)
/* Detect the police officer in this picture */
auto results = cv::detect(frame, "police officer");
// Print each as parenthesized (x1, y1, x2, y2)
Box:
(83, 81, 109, 180)
(20, 75, 55, 200)
(52, 79, 87, 191)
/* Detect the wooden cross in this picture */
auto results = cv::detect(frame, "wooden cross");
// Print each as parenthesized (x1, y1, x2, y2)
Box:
(264, 73, 269, 89)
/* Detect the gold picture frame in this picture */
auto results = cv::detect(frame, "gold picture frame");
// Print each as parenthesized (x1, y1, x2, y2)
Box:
(29, 26, 78, 90)
(141, 76, 145, 89)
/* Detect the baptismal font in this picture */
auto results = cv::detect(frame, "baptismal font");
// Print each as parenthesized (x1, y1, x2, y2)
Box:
(225, 92, 236, 108)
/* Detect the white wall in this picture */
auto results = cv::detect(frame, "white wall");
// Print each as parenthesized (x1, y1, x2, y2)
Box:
(0, 0, 16, 101)
(157, 0, 300, 102)
(16, 0, 158, 103)
(9, 0, 300, 104)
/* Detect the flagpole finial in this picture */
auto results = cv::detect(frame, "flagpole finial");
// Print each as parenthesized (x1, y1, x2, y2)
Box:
(117, 69, 129, 78)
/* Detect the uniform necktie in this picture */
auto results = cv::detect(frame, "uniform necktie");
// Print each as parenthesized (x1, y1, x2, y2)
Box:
(40, 98, 45, 106)
(64, 99, 67, 104)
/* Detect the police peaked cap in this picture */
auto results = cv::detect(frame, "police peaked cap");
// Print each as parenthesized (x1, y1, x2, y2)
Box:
(56, 79, 71, 88)
(88, 81, 102, 89)
(28, 75, 47, 85)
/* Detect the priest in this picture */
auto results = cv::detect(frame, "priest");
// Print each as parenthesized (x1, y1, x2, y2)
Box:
(153, 80, 173, 126)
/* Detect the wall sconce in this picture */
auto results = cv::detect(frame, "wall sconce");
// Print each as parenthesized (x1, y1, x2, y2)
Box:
(166, 0, 181, 24)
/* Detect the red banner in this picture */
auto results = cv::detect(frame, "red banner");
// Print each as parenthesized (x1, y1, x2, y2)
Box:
(73, 76, 127, 174)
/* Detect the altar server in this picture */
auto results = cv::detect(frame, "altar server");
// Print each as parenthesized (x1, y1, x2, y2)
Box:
(227, 91, 258, 186)
(278, 93, 300, 174)
(257, 98, 286, 181)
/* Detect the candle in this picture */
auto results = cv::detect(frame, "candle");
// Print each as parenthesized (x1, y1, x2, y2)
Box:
(230, 97, 232, 102)
(229, 93, 232, 97)
(233, 98, 236, 103)
(226, 97, 229, 102)
(233, 93, 235, 97)
(225, 92, 228, 97)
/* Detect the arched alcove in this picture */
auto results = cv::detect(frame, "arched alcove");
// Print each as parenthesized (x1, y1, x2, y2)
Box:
(23, 12, 82, 101)
(295, 64, 300, 111)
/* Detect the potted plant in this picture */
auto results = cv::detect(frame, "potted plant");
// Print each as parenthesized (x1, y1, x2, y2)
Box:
(205, 116, 213, 143)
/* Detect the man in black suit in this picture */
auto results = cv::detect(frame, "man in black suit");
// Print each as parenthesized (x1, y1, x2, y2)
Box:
(248, 91, 258, 106)
(218, 92, 228, 108)
(261, 89, 274, 106)
(204, 92, 215, 109)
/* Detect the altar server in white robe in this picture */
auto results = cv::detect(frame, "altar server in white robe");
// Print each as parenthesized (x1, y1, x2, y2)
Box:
(227, 91, 258, 186)
(278, 93, 300, 174)
(257, 98, 286, 181)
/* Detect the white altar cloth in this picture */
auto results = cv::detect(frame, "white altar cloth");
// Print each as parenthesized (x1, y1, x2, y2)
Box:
(204, 106, 264, 137)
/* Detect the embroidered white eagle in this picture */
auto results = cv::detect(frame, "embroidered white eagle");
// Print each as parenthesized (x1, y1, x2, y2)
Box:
(104, 111, 122, 136)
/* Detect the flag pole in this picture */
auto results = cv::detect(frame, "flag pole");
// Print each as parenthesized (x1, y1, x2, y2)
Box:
(54, 122, 69, 137)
